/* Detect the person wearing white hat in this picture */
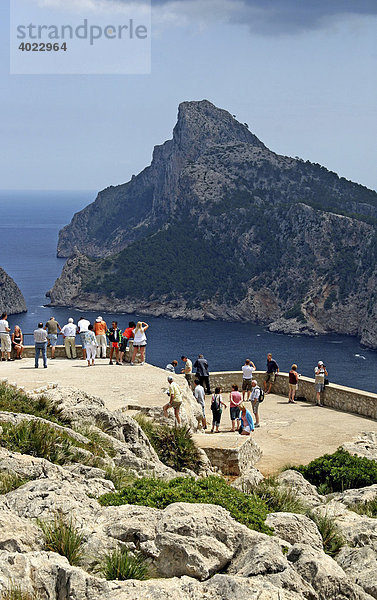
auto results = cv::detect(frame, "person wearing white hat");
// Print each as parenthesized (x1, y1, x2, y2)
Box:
(61, 318, 78, 359)
(93, 316, 107, 358)
(314, 360, 328, 406)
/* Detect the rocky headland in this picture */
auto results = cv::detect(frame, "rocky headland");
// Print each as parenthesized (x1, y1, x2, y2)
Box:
(0, 267, 26, 315)
(49, 100, 377, 347)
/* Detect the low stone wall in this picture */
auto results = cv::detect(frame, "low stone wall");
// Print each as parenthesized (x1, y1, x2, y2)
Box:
(200, 437, 262, 476)
(188, 372, 377, 420)
(12, 341, 143, 363)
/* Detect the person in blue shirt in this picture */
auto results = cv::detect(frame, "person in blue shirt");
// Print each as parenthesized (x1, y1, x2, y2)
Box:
(238, 404, 254, 435)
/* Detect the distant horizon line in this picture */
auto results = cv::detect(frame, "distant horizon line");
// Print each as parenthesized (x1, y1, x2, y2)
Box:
(0, 188, 97, 193)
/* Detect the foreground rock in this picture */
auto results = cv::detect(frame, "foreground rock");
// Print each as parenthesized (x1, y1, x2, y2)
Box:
(0, 267, 26, 314)
(342, 432, 377, 461)
(277, 469, 324, 508)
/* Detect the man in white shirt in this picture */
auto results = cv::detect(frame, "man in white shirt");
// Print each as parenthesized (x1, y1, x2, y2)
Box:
(61, 318, 78, 359)
(242, 358, 256, 401)
(181, 355, 193, 384)
(314, 360, 328, 406)
(77, 316, 91, 361)
(34, 322, 48, 368)
(250, 380, 261, 427)
(194, 379, 207, 430)
(0, 312, 12, 361)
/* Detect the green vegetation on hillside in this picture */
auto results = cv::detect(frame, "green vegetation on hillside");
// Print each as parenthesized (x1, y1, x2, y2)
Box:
(99, 475, 272, 535)
(295, 448, 377, 493)
(84, 219, 246, 303)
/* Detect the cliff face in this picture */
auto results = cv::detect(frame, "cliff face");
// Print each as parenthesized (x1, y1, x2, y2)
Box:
(0, 267, 27, 314)
(52, 100, 377, 347)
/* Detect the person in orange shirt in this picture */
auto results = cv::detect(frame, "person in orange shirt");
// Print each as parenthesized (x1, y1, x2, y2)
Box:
(93, 316, 107, 358)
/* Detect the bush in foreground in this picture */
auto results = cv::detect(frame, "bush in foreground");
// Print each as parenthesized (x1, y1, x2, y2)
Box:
(0, 383, 66, 425)
(104, 466, 136, 491)
(0, 471, 29, 495)
(135, 416, 203, 474)
(99, 546, 150, 581)
(0, 584, 40, 600)
(308, 512, 345, 557)
(0, 421, 74, 465)
(99, 475, 272, 534)
(295, 448, 377, 493)
(349, 499, 377, 518)
(38, 514, 84, 566)
(253, 477, 307, 514)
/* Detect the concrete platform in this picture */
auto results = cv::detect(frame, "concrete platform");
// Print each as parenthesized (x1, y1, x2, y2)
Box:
(1, 357, 377, 475)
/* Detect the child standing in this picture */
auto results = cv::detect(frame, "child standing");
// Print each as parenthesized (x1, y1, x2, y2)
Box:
(210, 387, 227, 433)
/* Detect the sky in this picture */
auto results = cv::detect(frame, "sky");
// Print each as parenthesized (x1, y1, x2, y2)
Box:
(0, 0, 376, 192)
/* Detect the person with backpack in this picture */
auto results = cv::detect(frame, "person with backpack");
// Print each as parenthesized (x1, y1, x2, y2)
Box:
(210, 386, 227, 433)
(250, 379, 264, 428)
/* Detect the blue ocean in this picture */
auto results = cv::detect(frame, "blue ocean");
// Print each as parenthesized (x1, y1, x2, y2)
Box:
(0, 190, 376, 393)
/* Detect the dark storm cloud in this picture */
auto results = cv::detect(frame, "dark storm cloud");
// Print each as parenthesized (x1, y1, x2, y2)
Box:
(150, 0, 377, 34)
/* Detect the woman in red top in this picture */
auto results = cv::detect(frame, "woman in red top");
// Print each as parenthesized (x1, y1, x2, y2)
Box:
(288, 364, 299, 403)
(229, 384, 242, 432)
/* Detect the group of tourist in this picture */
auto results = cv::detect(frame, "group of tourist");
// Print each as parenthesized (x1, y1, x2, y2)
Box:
(0, 313, 150, 368)
(164, 353, 329, 434)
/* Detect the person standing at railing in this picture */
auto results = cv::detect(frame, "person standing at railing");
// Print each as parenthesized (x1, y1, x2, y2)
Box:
(61, 318, 78, 359)
(77, 316, 91, 361)
(94, 316, 108, 359)
(45, 316, 61, 360)
(34, 322, 48, 368)
(0, 312, 12, 362)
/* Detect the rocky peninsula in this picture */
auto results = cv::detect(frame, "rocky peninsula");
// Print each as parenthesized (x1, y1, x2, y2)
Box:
(50, 100, 377, 348)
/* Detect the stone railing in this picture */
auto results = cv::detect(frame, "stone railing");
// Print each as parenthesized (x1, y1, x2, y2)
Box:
(187, 371, 377, 420)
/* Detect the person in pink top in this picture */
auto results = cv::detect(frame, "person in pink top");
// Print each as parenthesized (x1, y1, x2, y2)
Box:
(229, 383, 242, 432)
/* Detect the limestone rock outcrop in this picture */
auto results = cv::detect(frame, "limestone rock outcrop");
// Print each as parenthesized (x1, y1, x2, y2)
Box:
(0, 267, 26, 314)
(51, 100, 377, 347)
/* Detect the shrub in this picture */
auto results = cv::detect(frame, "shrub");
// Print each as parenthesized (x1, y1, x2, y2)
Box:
(72, 426, 116, 458)
(105, 467, 136, 491)
(308, 512, 345, 557)
(0, 471, 29, 495)
(38, 514, 84, 566)
(135, 416, 203, 474)
(99, 546, 149, 581)
(349, 499, 377, 518)
(295, 449, 377, 493)
(0, 584, 40, 600)
(99, 475, 272, 535)
(0, 421, 74, 465)
(0, 383, 67, 426)
(253, 478, 307, 514)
